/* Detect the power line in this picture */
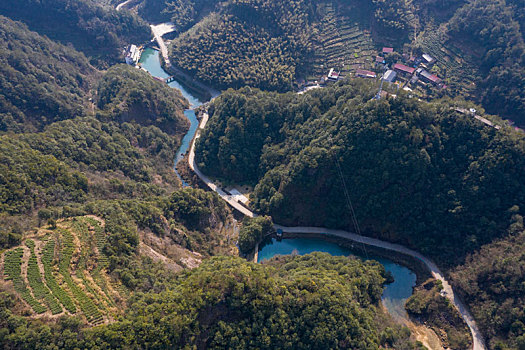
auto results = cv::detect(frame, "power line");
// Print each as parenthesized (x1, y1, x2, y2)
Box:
(329, 137, 369, 259)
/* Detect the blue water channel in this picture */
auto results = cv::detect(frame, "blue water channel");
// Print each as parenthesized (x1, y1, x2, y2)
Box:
(139, 48, 202, 186)
(258, 238, 416, 321)
(139, 46, 417, 322)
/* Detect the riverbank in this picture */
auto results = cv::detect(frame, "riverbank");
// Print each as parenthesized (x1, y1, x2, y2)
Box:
(271, 232, 431, 285)
(161, 60, 217, 102)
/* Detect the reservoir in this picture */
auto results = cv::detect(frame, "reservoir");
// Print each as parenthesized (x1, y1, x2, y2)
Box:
(258, 237, 416, 322)
(139, 46, 417, 323)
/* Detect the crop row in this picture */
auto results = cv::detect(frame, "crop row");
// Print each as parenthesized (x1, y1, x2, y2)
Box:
(25, 240, 62, 314)
(58, 230, 103, 324)
(42, 238, 77, 313)
(76, 217, 117, 308)
(4, 248, 46, 314)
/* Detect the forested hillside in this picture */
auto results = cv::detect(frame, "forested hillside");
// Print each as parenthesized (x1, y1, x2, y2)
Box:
(0, 16, 95, 132)
(0, 0, 150, 66)
(435, 0, 525, 125)
(196, 80, 525, 267)
(169, 0, 315, 91)
(0, 18, 192, 250)
(138, 0, 220, 30)
(1, 253, 422, 349)
(451, 219, 525, 349)
(97, 64, 189, 134)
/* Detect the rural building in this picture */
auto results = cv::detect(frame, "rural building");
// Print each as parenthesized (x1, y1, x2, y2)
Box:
(418, 69, 442, 85)
(356, 69, 376, 78)
(422, 54, 436, 65)
(382, 47, 394, 54)
(382, 70, 397, 82)
(125, 44, 141, 65)
(327, 68, 340, 81)
(393, 63, 415, 76)
(376, 56, 385, 64)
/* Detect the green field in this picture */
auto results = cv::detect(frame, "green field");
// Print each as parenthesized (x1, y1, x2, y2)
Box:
(2, 217, 121, 324)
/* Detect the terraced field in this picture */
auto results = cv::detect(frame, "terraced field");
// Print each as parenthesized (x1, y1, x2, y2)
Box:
(1, 216, 122, 324)
(419, 25, 479, 97)
(308, 2, 376, 80)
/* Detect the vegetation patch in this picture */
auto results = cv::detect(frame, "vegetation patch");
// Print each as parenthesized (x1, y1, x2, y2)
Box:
(406, 279, 472, 349)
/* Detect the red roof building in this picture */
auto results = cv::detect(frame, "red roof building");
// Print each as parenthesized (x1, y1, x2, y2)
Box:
(382, 47, 394, 54)
(393, 63, 415, 75)
(419, 69, 442, 84)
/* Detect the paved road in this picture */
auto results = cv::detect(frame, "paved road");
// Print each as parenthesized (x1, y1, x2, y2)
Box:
(188, 113, 256, 217)
(116, 0, 133, 11)
(454, 107, 501, 130)
(187, 104, 486, 350)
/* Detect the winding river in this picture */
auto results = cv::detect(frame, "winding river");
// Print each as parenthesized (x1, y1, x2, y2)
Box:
(140, 48, 202, 186)
(139, 46, 420, 327)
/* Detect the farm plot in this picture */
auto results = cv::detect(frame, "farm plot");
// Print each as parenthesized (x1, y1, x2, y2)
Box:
(4, 247, 46, 314)
(309, 2, 375, 80)
(25, 240, 62, 314)
(2, 216, 121, 324)
(56, 228, 104, 324)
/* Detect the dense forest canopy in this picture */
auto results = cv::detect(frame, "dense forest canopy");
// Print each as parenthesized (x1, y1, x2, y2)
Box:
(169, 0, 315, 91)
(0, 0, 150, 66)
(0, 253, 423, 349)
(444, 0, 525, 125)
(96, 64, 189, 134)
(0, 16, 95, 132)
(451, 220, 525, 349)
(196, 80, 525, 267)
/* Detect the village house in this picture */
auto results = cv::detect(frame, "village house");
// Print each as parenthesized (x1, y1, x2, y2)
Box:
(422, 54, 436, 65)
(382, 70, 397, 83)
(376, 56, 385, 65)
(382, 47, 394, 54)
(327, 68, 340, 81)
(393, 63, 415, 77)
(418, 69, 442, 85)
(125, 44, 141, 65)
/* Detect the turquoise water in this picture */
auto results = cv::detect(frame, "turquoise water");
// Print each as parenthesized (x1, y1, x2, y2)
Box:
(258, 237, 416, 321)
(139, 48, 202, 186)
(139, 48, 202, 107)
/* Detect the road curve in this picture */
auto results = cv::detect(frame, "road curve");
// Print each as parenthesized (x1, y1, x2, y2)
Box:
(116, 0, 133, 11)
(188, 113, 255, 217)
(274, 225, 486, 350)
(187, 110, 485, 350)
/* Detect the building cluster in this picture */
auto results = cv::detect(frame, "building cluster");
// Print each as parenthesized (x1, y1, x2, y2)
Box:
(321, 47, 445, 92)
(375, 48, 446, 89)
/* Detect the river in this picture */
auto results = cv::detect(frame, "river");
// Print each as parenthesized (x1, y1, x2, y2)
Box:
(138, 46, 432, 343)
(139, 47, 202, 186)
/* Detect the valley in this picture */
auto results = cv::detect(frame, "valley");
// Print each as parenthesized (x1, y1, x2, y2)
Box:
(1, 0, 525, 349)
